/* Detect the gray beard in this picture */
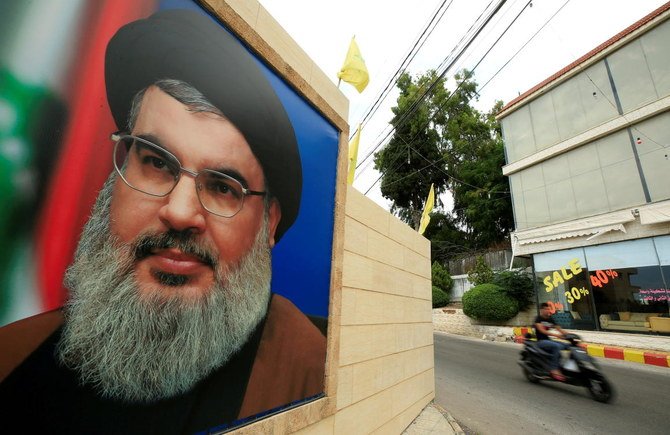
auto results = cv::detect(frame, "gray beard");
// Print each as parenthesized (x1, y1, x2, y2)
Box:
(56, 175, 272, 403)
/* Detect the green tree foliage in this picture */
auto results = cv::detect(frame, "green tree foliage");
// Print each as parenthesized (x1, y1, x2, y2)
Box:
(467, 255, 494, 286)
(493, 269, 535, 311)
(448, 97, 513, 248)
(432, 261, 452, 292)
(431, 261, 452, 308)
(422, 212, 473, 265)
(373, 71, 449, 230)
(373, 69, 513, 251)
(432, 286, 450, 308)
(462, 283, 518, 321)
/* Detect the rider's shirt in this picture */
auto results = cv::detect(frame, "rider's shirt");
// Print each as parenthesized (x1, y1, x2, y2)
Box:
(534, 315, 557, 341)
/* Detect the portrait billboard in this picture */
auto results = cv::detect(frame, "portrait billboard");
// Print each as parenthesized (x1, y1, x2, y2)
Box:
(0, 0, 338, 432)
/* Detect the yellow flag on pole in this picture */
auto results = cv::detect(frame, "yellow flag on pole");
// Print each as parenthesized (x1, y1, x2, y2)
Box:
(337, 37, 369, 93)
(347, 125, 361, 185)
(418, 184, 435, 235)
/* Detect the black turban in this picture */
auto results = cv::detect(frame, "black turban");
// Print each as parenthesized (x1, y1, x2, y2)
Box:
(105, 9, 302, 243)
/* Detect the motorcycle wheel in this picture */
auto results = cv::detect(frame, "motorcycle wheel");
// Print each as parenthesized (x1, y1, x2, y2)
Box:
(587, 375, 613, 403)
(522, 366, 540, 383)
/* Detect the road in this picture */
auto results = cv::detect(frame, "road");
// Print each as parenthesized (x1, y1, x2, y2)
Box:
(434, 332, 670, 435)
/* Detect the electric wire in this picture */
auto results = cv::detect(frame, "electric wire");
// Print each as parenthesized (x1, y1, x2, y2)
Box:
(356, 0, 503, 170)
(350, 0, 456, 141)
(364, 0, 533, 195)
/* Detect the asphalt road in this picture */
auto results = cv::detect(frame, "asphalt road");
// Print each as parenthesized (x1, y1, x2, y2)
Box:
(434, 332, 670, 435)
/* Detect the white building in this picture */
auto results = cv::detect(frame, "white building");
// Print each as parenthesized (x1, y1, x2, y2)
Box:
(498, 2, 670, 333)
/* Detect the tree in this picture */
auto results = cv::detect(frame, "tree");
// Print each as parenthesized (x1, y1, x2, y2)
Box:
(422, 211, 473, 264)
(431, 261, 452, 308)
(467, 255, 494, 286)
(448, 98, 513, 248)
(374, 69, 513, 249)
(493, 269, 535, 311)
(373, 71, 450, 230)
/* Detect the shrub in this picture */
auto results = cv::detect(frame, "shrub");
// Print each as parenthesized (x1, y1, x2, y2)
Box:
(493, 269, 535, 311)
(467, 256, 494, 286)
(462, 283, 519, 321)
(432, 262, 453, 293)
(432, 286, 450, 308)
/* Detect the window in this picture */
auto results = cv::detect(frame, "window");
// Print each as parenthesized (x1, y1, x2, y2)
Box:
(534, 249, 595, 330)
(584, 239, 668, 331)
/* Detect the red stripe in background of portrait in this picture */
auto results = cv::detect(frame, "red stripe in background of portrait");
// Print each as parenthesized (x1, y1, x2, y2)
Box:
(35, 0, 157, 311)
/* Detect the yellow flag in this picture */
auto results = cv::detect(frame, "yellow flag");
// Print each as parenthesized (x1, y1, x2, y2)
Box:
(418, 184, 435, 235)
(337, 37, 369, 93)
(347, 125, 361, 185)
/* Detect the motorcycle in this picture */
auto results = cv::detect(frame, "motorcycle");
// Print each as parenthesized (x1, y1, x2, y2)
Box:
(518, 333, 614, 403)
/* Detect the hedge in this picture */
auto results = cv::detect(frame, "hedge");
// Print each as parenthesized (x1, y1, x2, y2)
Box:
(432, 286, 450, 308)
(462, 283, 518, 321)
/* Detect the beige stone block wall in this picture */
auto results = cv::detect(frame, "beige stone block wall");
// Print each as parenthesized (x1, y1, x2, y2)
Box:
(198, 1, 434, 432)
(234, 189, 434, 434)
(317, 187, 434, 433)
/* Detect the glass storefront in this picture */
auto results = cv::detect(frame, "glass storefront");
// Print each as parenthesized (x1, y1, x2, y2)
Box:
(533, 235, 670, 333)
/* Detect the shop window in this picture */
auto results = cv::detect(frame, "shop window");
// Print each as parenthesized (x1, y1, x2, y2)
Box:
(534, 249, 596, 330)
(653, 236, 670, 315)
(585, 239, 668, 333)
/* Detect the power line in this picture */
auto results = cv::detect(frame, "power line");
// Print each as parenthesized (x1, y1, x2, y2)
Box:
(356, 0, 506, 171)
(364, 0, 533, 195)
(350, 0, 456, 141)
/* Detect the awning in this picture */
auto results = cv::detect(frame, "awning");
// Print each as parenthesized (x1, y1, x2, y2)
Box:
(639, 202, 670, 225)
(514, 211, 635, 245)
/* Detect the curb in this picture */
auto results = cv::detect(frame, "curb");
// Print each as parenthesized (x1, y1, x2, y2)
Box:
(432, 403, 465, 435)
(512, 327, 670, 368)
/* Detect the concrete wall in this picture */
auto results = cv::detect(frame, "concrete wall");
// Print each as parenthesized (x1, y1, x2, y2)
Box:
(234, 188, 434, 434)
(203, 1, 436, 432)
(433, 307, 537, 339)
(450, 275, 473, 302)
(322, 187, 434, 434)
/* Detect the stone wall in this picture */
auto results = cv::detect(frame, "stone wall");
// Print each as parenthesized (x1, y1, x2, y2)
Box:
(432, 306, 537, 341)
(296, 187, 433, 433)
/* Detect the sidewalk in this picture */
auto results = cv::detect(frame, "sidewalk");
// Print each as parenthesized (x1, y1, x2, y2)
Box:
(402, 402, 464, 435)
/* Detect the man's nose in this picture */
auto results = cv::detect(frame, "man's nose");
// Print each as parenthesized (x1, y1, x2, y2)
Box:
(157, 176, 206, 234)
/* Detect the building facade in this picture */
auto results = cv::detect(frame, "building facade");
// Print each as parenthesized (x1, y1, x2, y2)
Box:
(498, 3, 670, 333)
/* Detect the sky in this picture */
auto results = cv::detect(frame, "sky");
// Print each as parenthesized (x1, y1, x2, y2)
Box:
(258, 0, 668, 212)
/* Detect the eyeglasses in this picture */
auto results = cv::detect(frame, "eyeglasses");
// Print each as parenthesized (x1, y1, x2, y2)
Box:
(111, 133, 266, 218)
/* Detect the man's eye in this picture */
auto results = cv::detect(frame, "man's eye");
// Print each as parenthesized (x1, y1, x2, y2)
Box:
(214, 182, 230, 194)
(208, 180, 241, 198)
(143, 155, 168, 169)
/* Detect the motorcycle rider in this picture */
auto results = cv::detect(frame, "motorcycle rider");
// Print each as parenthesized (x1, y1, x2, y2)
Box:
(534, 302, 570, 381)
